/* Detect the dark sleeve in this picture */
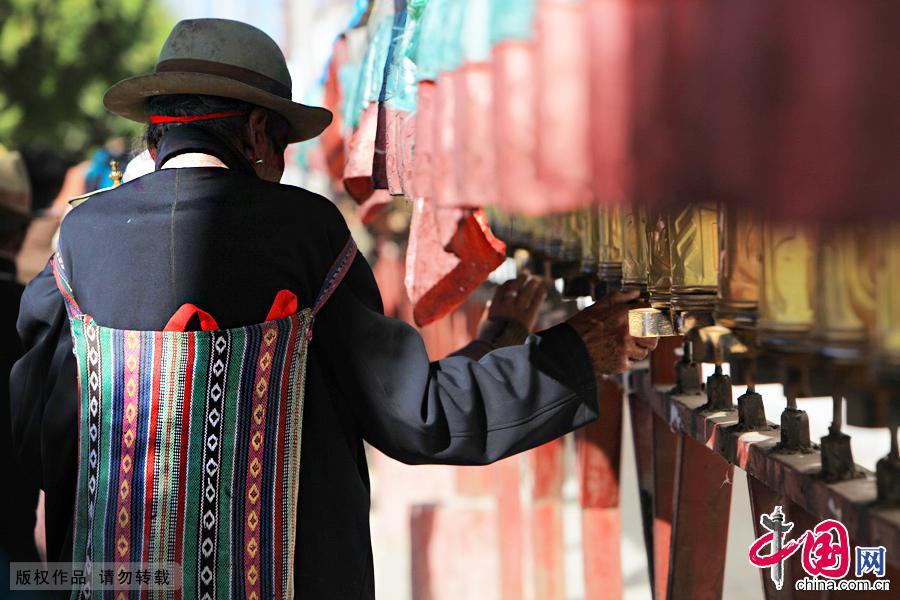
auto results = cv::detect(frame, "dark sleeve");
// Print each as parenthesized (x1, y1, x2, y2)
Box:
(315, 235, 599, 466)
(10, 261, 79, 561)
(9, 261, 77, 486)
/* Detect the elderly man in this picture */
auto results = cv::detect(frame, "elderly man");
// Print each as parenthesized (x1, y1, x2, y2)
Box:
(11, 19, 655, 598)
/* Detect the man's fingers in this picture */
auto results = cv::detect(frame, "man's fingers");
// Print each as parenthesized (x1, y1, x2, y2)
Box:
(599, 304, 630, 328)
(627, 347, 649, 361)
(634, 336, 659, 350)
(495, 279, 514, 298)
(595, 289, 640, 309)
(517, 277, 543, 308)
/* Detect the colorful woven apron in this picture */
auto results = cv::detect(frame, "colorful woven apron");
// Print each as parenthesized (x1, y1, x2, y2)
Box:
(51, 237, 357, 600)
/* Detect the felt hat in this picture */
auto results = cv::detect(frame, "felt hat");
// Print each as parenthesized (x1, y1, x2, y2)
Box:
(103, 18, 332, 143)
(0, 146, 32, 219)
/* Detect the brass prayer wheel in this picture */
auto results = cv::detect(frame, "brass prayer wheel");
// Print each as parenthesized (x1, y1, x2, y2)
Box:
(668, 202, 719, 312)
(716, 204, 761, 330)
(646, 209, 672, 309)
(596, 206, 622, 283)
(619, 205, 649, 293)
(573, 208, 599, 278)
(758, 222, 817, 353)
(561, 209, 600, 297)
(539, 212, 580, 283)
(814, 225, 877, 360)
(876, 222, 900, 375)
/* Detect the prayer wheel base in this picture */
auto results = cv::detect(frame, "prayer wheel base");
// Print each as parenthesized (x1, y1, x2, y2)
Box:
(877, 455, 900, 506)
(736, 390, 771, 431)
(820, 430, 861, 483)
(702, 369, 734, 412)
(674, 358, 703, 396)
(777, 408, 813, 453)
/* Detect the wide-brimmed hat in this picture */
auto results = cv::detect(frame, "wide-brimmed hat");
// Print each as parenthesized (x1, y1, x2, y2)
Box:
(0, 146, 31, 220)
(103, 18, 332, 143)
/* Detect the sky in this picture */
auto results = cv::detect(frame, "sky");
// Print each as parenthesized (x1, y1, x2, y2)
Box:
(162, 0, 286, 46)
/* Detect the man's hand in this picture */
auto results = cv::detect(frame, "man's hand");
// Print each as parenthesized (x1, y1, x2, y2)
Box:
(488, 274, 546, 332)
(450, 275, 548, 360)
(566, 290, 659, 375)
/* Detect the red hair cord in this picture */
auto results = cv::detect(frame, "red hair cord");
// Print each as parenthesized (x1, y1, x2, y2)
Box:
(149, 111, 248, 124)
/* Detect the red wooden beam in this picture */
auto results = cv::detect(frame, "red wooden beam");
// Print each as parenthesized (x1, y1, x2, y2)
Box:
(630, 369, 900, 568)
(578, 377, 624, 599)
(650, 335, 683, 387)
(652, 412, 679, 600)
(530, 438, 566, 600)
(747, 476, 826, 599)
(494, 456, 525, 600)
(667, 434, 734, 600)
(629, 393, 657, 594)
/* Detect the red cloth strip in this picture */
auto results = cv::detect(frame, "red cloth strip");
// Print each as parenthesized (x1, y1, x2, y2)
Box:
(163, 303, 220, 332)
(148, 111, 247, 124)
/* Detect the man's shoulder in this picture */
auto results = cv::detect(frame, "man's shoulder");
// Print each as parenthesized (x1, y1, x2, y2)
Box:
(255, 178, 344, 219)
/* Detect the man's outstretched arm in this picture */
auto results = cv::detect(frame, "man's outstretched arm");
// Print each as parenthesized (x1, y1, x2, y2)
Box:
(316, 233, 653, 466)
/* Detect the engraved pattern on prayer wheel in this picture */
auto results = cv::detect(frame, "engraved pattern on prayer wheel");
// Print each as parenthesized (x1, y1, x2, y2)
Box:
(758, 222, 817, 352)
(668, 203, 719, 311)
(716, 204, 761, 330)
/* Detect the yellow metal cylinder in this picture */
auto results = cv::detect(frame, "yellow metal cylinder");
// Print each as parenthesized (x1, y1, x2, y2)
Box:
(597, 206, 623, 282)
(876, 222, 900, 370)
(668, 202, 719, 311)
(717, 204, 762, 329)
(619, 205, 649, 292)
(759, 222, 817, 352)
(647, 209, 673, 309)
(815, 225, 877, 359)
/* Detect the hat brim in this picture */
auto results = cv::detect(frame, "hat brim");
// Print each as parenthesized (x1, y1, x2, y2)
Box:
(103, 72, 333, 144)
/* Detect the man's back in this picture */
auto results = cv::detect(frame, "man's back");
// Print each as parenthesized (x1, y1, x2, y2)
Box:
(60, 167, 352, 331)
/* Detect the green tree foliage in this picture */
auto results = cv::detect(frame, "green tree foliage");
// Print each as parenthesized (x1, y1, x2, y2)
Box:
(0, 0, 173, 160)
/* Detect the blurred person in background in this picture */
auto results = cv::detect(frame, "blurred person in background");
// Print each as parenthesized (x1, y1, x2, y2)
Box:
(16, 143, 69, 284)
(0, 147, 41, 572)
(81, 137, 130, 192)
(11, 18, 655, 598)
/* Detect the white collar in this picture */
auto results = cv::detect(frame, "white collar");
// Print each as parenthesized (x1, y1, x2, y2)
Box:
(160, 153, 229, 170)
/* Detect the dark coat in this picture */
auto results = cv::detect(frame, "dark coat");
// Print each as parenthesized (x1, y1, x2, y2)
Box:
(10, 132, 598, 598)
(1, 256, 39, 565)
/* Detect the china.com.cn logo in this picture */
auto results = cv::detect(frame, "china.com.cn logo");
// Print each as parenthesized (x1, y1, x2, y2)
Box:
(748, 506, 891, 593)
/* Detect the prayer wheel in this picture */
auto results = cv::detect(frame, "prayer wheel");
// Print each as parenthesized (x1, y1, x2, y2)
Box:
(542, 213, 581, 280)
(876, 223, 900, 378)
(596, 206, 623, 285)
(668, 202, 719, 313)
(562, 208, 599, 297)
(758, 222, 817, 353)
(814, 225, 879, 430)
(814, 225, 877, 359)
(619, 205, 649, 294)
(646, 209, 672, 310)
(716, 204, 761, 330)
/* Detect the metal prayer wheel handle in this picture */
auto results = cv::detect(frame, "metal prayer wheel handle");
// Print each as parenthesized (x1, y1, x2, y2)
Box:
(628, 307, 676, 338)
(820, 394, 862, 483)
(877, 423, 900, 505)
(673, 338, 703, 395)
(702, 364, 734, 412)
(735, 387, 772, 431)
(690, 324, 749, 365)
(776, 371, 814, 453)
